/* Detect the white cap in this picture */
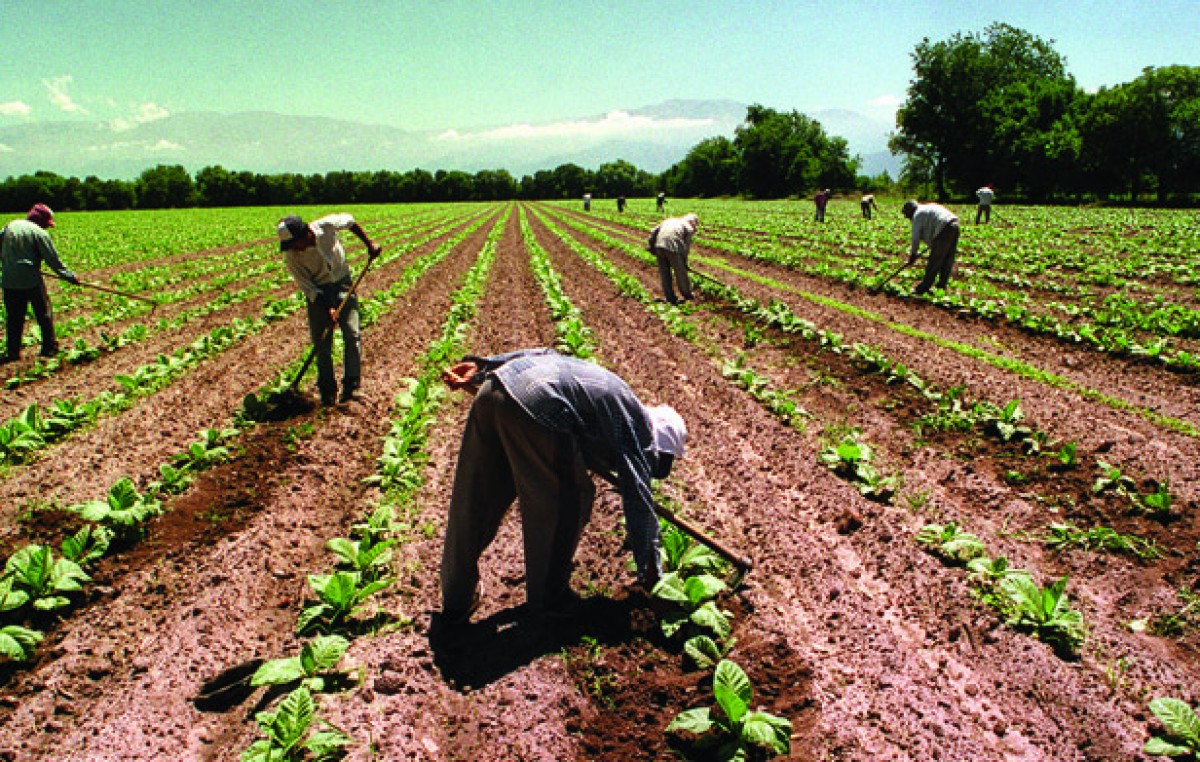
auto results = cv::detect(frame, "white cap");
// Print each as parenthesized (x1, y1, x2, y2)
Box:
(646, 404, 687, 457)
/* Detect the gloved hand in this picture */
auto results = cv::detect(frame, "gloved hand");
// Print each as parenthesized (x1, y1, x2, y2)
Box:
(368, 244, 383, 261)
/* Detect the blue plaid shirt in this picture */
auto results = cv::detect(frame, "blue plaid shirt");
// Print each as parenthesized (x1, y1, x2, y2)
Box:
(468, 348, 662, 581)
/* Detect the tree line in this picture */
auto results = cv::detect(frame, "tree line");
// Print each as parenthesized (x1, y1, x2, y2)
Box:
(890, 23, 1200, 202)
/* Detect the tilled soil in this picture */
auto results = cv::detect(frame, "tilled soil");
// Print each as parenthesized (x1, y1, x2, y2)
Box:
(0, 202, 1195, 761)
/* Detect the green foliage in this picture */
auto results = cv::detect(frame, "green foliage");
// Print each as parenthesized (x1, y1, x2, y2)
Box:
(173, 427, 237, 470)
(69, 478, 163, 541)
(251, 635, 352, 693)
(652, 572, 732, 642)
(0, 625, 43, 662)
(915, 522, 987, 564)
(241, 686, 352, 762)
(297, 571, 392, 636)
(326, 536, 395, 584)
(1000, 575, 1086, 656)
(1045, 522, 1163, 561)
(666, 659, 792, 761)
(818, 432, 897, 503)
(659, 522, 729, 579)
(1144, 697, 1200, 758)
(60, 524, 113, 566)
(3, 544, 90, 612)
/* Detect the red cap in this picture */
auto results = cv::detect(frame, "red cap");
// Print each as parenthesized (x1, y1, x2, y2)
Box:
(27, 204, 55, 228)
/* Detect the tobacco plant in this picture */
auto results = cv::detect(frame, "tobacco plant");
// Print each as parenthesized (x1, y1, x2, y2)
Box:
(1144, 697, 1200, 758)
(297, 571, 393, 636)
(326, 535, 395, 583)
(915, 522, 987, 564)
(666, 659, 792, 761)
(251, 635, 353, 693)
(69, 478, 163, 542)
(3, 544, 90, 612)
(1000, 575, 1086, 656)
(818, 432, 897, 503)
(240, 686, 351, 762)
(652, 572, 733, 642)
(60, 524, 113, 566)
(0, 625, 43, 662)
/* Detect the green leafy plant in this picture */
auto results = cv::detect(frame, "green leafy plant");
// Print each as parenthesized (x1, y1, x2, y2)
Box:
(976, 399, 1033, 443)
(349, 505, 399, 545)
(297, 571, 393, 636)
(69, 478, 163, 541)
(326, 535, 395, 583)
(1048, 440, 1079, 469)
(60, 524, 114, 566)
(251, 635, 353, 693)
(1045, 522, 1163, 561)
(1134, 481, 1174, 518)
(683, 634, 737, 672)
(1094, 459, 1136, 496)
(1144, 697, 1200, 758)
(241, 686, 352, 762)
(3, 544, 90, 612)
(147, 463, 193, 497)
(915, 522, 987, 564)
(652, 572, 732, 642)
(0, 625, 43, 662)
(1000, 575, 1086, 656)
(173, 427, 237, 470)
(818, 433, 897, 503)
(659, 523, 729, 578)
(1138, 588, 1200, 637)
(666, 659, 792, 761)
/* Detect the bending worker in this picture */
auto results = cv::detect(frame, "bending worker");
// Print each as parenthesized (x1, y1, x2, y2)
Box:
(277, 213, 381, 406)
(647, 212, 700, 305)
(0, 203, 79, 362)
(438, 347, 687, 625)
(901, 199, 960, 295)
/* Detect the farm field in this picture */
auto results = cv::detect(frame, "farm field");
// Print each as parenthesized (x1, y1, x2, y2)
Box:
(0, 197, 1196, 761)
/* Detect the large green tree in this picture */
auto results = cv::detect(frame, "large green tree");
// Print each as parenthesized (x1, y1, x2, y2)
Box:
(892, 23, 1079, 199)
(732, 105, 858, 198)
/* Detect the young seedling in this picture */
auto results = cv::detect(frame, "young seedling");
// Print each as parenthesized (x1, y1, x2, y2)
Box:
(1144, 697, 1200, 758)
(667, 659, 792, 761)
(326, 535, 396, 584)
(3, 544, 90, 613)
(818, 433, 897, 503)
(652, 572, 733, 642)
(251, 635, 354, 693)
(683, 634, 737, 672)
(69, 478, 163, 542)
(915, 522, 987, 564)
(0, 625, 43, 662)
(1134, 481, 1174, 519)
(241, 686, 352, 762)
(1094, 460, 1136, 496)
(297, 571, 393, 636)
(1045, 522, 1163, 561)
(1001, 575, 1086, 657)
(60, 524, 113, 566)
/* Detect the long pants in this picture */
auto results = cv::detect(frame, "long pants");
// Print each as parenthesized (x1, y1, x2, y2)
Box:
(814, 207, 826, 222)
(861, 203, 873, 220)
(305, 292, 360, 399)
(440, 379, 594, 613)
(3, 283, 56, 359)
(654, 247, 693, 304)
(915, 222, 961, 295)
(976, 205, 991, 224)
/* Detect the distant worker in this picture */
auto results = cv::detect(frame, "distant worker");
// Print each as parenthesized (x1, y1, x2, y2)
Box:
(438, 347, 687, 625)
(583, 193, 592, 212)
(617, 196, 627, 213)
(277, 213, 382, 406)
(975, 184, 995, 224)
(860, 193, 879, 220)
(656, 192, 667, 214)
(647, 212, 700, 305)
(814, 189, 831, 222)
(0, 204, 79, 362)
(901, 200, 960, 296)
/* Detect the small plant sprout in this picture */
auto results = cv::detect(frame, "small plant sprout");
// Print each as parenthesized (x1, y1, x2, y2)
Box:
(1000, 575, 1086, 657)
(915, 522, 987, 564)
(1135, 481, 1174, 518)
(652, 572, 733, 642)
(3, 544, 90, 612)
(818, 433, 898, 503)
(659, 521, 729, 578)
(1144, 697, 1200, 758)
(297, 571, 393, 636)
(1049, 440, 1079, 469)
(667, 659, 792, 761)
(0, 625, 43, 662)
(683, 634, 737, 672)
(251, 635, 353, 693)
(1094, 460, 1136, 496)
(240, 686, 352, 762)
(69, 478, 163, 542)
(1045, 522, 1163, 561)
(60, 524, 114, 566)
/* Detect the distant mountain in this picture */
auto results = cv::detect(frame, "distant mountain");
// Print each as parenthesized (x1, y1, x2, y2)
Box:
(0, 99, 898, 180)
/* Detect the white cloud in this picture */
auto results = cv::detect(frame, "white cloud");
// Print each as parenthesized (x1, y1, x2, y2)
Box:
(109, 102, 171, 132)
(434, 110, 714, 143)
(84, 138, 183, 154)
(868, 95, 904, 109)
(0, 101, 32, 118)
(43, 75, 88, 114)
(0, 143, 12, 153)
(149, 139, 182, 152)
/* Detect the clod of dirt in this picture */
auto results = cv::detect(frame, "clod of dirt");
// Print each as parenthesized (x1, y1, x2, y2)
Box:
(835, 507, 864, 534)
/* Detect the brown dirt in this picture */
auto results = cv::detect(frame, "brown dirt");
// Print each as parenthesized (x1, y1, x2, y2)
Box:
(0, 202, 1194, 761)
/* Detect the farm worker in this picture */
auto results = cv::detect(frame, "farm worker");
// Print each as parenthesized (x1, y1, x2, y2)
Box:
(860, 193, 879, 220)
(617, 196, 627, 213)
(0, 204, 79, 363)
(975, 184, 995, 224)
(647, 212, 700, 305)
(656, 192, 667, 213)
(277, 213, 381, 406)
(438, 347, 687, 625)
(901, 199, 960, 296)
(814, 189, 831, 222)
(583, 193, 592, 212)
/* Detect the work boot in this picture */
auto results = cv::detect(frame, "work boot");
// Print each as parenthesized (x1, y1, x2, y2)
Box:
(338, 380, 359, 403)
(39, 345, 59, 358)
(320, 386, 338, 407)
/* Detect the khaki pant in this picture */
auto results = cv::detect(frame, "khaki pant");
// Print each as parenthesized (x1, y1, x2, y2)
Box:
(440, 379, 594, 614)
(655, 247, 693, 304)
(915, 221, 960, 295)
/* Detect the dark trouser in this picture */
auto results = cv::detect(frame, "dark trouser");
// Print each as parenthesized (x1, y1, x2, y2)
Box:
(815, 207, 826, 222)
(976, 205, 991, 224)
(861, 203, 872, 220)
(440, 379, 594, 614)
(654, 247, 693, 304)
(305, 285, 360, 400)
(915, 222, 961, 295)
(3, 283, 56, 359)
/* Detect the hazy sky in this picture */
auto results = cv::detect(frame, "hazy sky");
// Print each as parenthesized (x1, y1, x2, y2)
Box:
(2, 0, 1195, 134)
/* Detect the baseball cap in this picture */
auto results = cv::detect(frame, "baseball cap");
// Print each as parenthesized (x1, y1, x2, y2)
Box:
(27, 204, 55, 228)
(276, 215, 309, 251)
(646, 404, 686, 457)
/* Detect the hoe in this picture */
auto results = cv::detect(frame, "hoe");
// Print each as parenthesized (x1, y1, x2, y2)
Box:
(45, 270, 158, 312)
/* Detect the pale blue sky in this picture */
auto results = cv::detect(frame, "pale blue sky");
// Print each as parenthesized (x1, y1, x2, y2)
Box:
(2, 0, 1196, 133)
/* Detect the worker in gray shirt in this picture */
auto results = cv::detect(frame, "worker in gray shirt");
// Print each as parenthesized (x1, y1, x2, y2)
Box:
(438, 348, 687, 626)
(901, 200, 961, 295)
(0, 203, 79, 362)
(647, 213, 700, 304)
